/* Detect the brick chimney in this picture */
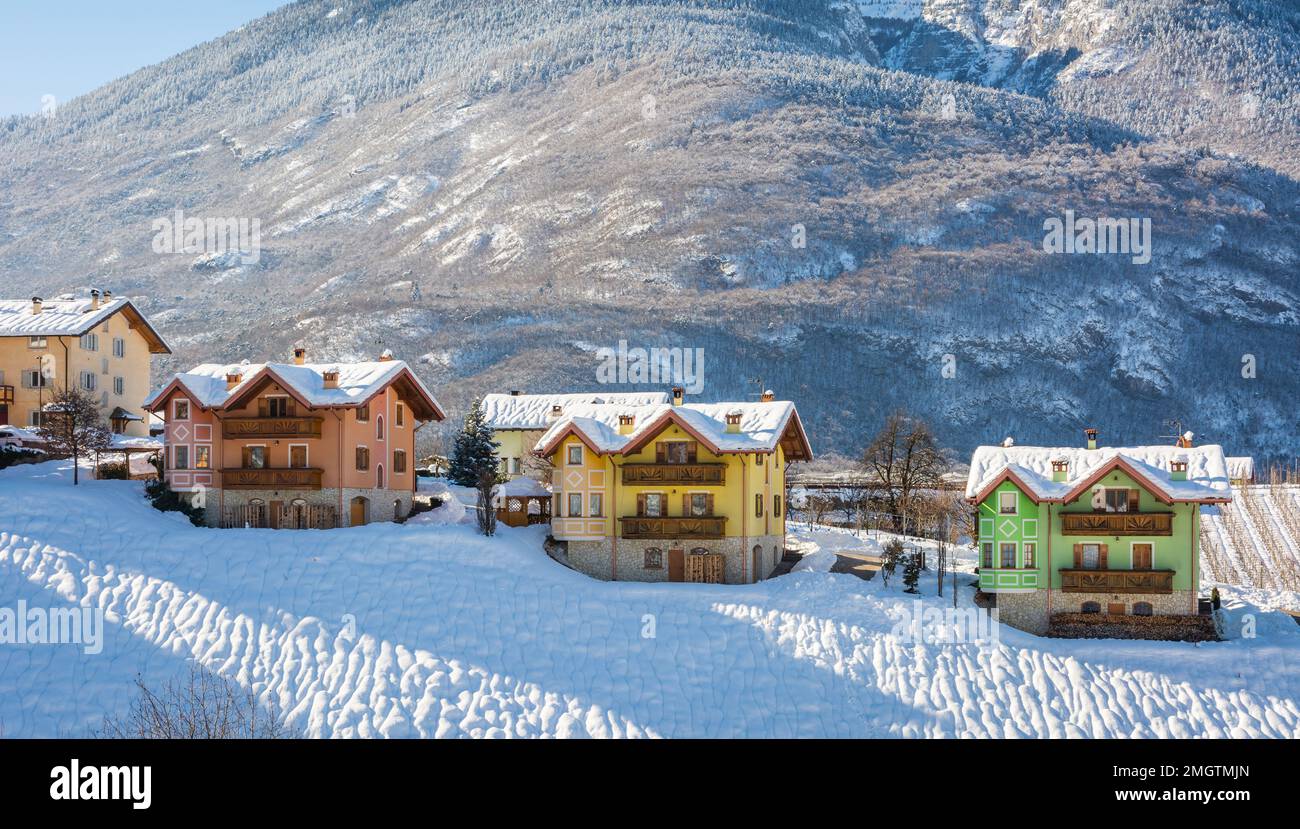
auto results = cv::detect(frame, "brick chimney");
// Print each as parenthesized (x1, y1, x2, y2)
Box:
(671, 386, 684, 406)
(90, 289, 100, 310)
(725, 411, 742, 434)
(31, 296, 42, 315)
(760, 389, 775, 402)
(225, 371, 243, 391)
(617, 413, 636, 435)
(322, 368, 340, 389)
(1084, 427, 1099, 450)
(293, 347, 307, 366)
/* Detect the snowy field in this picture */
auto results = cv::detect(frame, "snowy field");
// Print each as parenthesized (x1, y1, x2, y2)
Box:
(1, 461, 1298, 738)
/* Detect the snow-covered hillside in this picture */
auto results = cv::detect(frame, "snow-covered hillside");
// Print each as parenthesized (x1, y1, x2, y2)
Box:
(1, 461, 1297, 738)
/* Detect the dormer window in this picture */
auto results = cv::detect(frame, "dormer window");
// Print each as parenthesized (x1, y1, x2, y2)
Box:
(998, 491, 1017, 515)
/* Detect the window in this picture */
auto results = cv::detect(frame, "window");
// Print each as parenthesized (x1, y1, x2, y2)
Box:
(755, 493, 764, 517)
(566, 444, 583, 465)
(22, 370, 48, 389)
(640, 493, 665, 517)
(509, 457, 521, 475)
(1081, 601, 1101, 614)
(687, 493, 710, 516)
(376, 465, 385, 488)
(568, 493, 583, 517)
(1081, 543, 1101, 570)
(289, 445, 308, 469)
(102, 358, 110, 375)
(981, 542, 993, 569)
(774, 494, 782, 517)
(113, 377, 124, 396)
(1132, 543, 1153, 570)
(173, 400, 190, 421)
(356, 404, 370, 422)
(998, 491, 1017, 514)
(28, 336, 46, 349)
(194, 446, 211, 470)
(243, 446, 266, 469)
(1000, 542, 1016, 568)
(393, 450, 407, 474)
(1133, 602, 1154, 617)
(80, 333, 98, 351)
(589, 493, 603, 517)
(80, 371, 97, 392)
(28, 411, 44, 428)
(644, 548, 663, 570)
(356, 446, 370, 471)
(1103, 488, 1134, 513)
(173, 446, 189, 470)
(112, 337, 125, 358)
(1023, 542, 1036, 568)
(661, 441, 694, 464)
(376, 415, 385, 441)
(265, 397, 291, 418)
(395, 403, 405, 428)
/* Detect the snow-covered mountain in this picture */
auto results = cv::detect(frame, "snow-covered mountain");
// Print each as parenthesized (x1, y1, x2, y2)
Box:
(1, 0, 1297, 459)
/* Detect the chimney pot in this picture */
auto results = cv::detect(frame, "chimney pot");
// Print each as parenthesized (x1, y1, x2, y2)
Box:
(510, 389, 522, 396)
(617, 413, 636, 435)
(31, 296, 43, 315)
(725, 411, 742, 433)
(225, 372, 243, 391)
(760, 389, 775, 402)
(102, 289, 112, 302)
(90, 289, 100, 310)
(293, 347, 307, 366)
(323, 368, 340, 389)
(548, 404, 563, 421)
(1084, 427, 1099, 450)
(378, 349, 395, 362)
(672, 386, 684, 406)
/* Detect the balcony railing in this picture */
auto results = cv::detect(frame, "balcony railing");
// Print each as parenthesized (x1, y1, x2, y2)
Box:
(619, 516, 726, 540)
(220, 468, 323, 490)
(222, 416, 324, 439)
(1059, 568, 1175, 594)
(621, 463, 726, 485)
(0, 385, 13, 406)
(1060, 512, 1173, 536)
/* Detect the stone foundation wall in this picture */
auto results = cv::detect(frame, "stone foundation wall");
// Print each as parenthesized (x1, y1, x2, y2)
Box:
(566, 536, 784, 584)
(200, 488, 413, 528)
(996, 589, 1197, 636)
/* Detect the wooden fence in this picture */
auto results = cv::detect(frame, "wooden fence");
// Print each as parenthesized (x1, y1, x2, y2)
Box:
(221, 503, 337, 529)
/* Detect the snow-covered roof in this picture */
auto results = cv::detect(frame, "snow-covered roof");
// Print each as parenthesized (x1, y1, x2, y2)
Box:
(145, 359, 444, 420)
(534, 400, 813, 460)
(966, 444, 1232, 504)
(108, 435, 163, 451)
(481, 391, 671, 430)
(1226, 456, 1255, 480)
(0, 296, 171, 353)
(497, 477, 551, 497)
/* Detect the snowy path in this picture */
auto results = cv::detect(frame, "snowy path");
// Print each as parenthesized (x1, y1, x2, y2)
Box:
(1, 463, 1298, 738)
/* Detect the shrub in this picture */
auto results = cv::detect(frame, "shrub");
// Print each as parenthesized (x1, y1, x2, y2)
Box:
(143, 474, 207, 527)
(97, 664, 295, 739)
(97, 460, 130, 480)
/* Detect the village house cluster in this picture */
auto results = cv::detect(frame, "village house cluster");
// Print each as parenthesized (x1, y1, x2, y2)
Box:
(0, 290, 1246, 639)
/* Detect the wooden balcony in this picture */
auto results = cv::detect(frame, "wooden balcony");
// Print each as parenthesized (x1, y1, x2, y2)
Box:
(1059, 569, 1175, 594)
(220, 468, 323, 490)
(222, 416, 323, 439)
(619, 516, 726, 540)
(621, 463, 726, 485)
(0, 385, 13, 406)
(1060, 512, 1173, 536)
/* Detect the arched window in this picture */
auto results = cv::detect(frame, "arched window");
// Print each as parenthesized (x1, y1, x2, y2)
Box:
(376, 415, 385, 441)
(376, 464, 386, 489)
(1133, 601, 1154, 616)
(290, 499, 308, 529)
(1081, 601, 1101, 614)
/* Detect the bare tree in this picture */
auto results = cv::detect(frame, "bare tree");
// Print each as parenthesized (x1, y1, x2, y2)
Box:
(862, 411, 947, 534)
(98, 665, 292, 739)
(476, 467, 498, 536)
(40, 387, 111, 486)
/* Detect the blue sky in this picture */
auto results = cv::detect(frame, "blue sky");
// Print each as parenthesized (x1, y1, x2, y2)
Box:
(0, 1, 288, 117)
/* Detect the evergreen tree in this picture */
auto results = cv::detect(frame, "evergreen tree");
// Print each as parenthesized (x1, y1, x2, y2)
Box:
(903, 551, 921, 594)
(449, 399, 499, 487)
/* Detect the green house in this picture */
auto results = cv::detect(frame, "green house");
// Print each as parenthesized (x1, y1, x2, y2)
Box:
(964, 435, 1232, 635)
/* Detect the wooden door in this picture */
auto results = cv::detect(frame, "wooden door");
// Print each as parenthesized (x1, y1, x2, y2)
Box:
(1132, 543, 1153, 570)
(0, 405, 8, 425)
(351, 497, 368, 527)
(269, 500, 284, 530)
(668, 549, 685, 582)
(753, 545, 762, 583)
(1107, 603, 1126, 616)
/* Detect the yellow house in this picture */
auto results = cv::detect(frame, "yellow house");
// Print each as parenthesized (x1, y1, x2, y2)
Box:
(0, 292, 171, 436)
(481, 390, 670, 479)
(534, 389, 813, 584)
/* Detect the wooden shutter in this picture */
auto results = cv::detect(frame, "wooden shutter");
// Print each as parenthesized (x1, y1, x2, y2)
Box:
(706, 494, 714, 515)
(1127, 489, 1139, 512)
(258, 398, 268, 417)
(655, 443, 667, 463)
(1099, 544, 1109, 569)
(1073, 543, 1083, 568)
(687, 441, 698, 463)
(682, 494, 690, 515)
(637, 494, 646, 517)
